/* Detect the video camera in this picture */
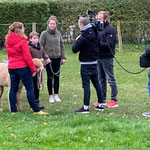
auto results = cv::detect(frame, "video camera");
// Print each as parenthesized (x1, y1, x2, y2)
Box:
(78, 10, 104, 31)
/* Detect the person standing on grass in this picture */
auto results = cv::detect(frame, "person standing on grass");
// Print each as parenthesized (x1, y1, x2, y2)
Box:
(142, 47, 150, 117)
(5, 22, 48, 115)
(72, 17, 104, 113)
(40, 15, 66, 103)
(29, 31, 51, 110)
(93, 11, 118, 108)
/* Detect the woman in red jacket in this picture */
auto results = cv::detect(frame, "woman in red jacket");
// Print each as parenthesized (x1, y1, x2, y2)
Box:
(5, 22, 47, 114)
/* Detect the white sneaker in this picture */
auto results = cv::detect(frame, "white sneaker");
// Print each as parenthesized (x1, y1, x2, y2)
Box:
(49, 95, 55, 103)
(142, 112, 150, 117)
(54, 95, 61, 102)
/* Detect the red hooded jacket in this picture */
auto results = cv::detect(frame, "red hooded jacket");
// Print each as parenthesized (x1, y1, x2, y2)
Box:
(6, 33, 36, 73)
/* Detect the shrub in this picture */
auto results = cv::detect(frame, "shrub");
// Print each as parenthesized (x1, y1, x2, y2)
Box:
(0, 0, 150, 44)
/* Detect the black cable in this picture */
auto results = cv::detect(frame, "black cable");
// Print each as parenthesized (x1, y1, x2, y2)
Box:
(103, 34, 147, 74)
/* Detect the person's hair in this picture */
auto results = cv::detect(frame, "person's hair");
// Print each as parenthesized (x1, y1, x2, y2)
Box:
(29, 31, 39, 39)
(5, 22, 27, 42)
(98, 11, 110, 22)
(47, 15, 58, 25)
(79, 17, 90, 26)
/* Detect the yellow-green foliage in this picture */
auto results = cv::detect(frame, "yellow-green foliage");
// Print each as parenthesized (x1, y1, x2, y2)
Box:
(0, 0, 150, 43)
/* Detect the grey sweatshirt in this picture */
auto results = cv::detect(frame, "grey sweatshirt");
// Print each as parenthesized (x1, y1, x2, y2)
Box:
(40, 27, 66, 59)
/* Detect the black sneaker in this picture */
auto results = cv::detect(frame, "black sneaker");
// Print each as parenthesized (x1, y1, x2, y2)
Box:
(35, 99, 44, 110)
(39, 105, 44, 110)
(94, 105, 104, 111)
(75, 106, 89, 113)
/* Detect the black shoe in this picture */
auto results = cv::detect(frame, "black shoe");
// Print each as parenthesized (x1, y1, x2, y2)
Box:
(39, 105, 44, 110)
(75, 106, 89, 113)
(94, 105, 104, 111)
(35, 99, 44, 110)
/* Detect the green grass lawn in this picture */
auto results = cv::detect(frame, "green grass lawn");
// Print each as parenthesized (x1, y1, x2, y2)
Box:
(0, 44, 150, 150)
(3, 0, 50, 2)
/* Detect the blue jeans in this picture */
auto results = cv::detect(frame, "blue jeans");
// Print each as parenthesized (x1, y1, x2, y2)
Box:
(9, 67, 40, 112)
(148, 71, 150, 97)
(97, 58, 118, 101)
(81, 64, 103, 106)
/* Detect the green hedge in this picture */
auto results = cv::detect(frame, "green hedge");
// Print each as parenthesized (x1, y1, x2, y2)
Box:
(0, 2, 49, 42)
(0, 0, 150, 44)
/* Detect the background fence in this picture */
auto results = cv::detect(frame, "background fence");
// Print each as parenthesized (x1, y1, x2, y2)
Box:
(1, 21, 150, 51)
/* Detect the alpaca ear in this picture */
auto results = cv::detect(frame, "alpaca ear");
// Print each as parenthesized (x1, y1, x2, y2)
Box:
(33, 58, 43, 68)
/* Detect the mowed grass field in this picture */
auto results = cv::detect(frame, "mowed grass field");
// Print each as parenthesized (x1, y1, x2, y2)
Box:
(0, 44, 150, 150)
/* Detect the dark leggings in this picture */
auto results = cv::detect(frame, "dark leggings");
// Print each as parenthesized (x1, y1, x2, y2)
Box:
(46, 58, 61, 95)
(33, 74, 39, 100)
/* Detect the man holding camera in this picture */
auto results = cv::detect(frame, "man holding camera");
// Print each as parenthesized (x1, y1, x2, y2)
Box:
(93, 11, 118, 108)
(72, 17, 104, 113)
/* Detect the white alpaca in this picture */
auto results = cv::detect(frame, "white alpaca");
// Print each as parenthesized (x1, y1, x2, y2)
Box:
(0, 63, 23, 112)
(0, 59, 44, 112)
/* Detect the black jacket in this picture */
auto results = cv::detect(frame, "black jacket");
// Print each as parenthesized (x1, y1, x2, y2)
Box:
(98, 22, 116, 59)
(72, 27, 99, 62)
(146, 47, 150, 55)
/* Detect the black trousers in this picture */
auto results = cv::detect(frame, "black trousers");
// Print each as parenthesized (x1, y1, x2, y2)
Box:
(33, 74, 39, 100)
(46, 58, 61, 95)
(81, 64, 103, 106)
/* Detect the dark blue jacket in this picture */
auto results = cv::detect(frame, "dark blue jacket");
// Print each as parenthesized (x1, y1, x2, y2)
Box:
(98, 22, 116, 59)
(72, 27, 99, 62)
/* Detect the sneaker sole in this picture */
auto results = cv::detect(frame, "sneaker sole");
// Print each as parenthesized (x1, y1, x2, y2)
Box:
(94, 108, 104, 111)
(11, 112, 17, 114)
(34, 112, 48, 115)
(75, 111, 90, 114)
(34, 113, 48, 115)
(142, 114, 150, 117)
(106, 105, 119, 108)
(103, 103, 107, 106)
(49, 101, 55, 103)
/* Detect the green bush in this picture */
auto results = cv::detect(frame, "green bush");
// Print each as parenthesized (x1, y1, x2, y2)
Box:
(0, 0, 150, 44)
(0, 2, 49, 42)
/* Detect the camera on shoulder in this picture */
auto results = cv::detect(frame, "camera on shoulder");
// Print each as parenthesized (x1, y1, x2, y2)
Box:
(78, 10, 104, 31)
(77, 15, 86, 20)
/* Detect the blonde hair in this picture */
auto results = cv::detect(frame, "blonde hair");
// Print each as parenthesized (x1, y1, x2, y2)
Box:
(98, 11, 110, 22)
(5, 22, 27, 42)
(47, 15, 58, 25)
(29, 31, 39, 39)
